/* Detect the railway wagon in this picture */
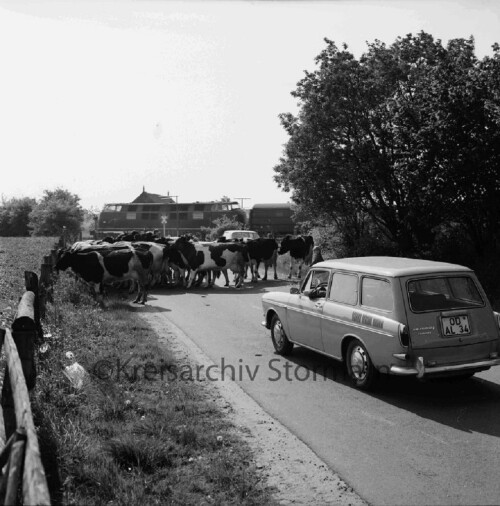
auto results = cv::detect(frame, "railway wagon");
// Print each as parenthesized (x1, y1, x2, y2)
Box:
(248, 203, 295, 236)
(96, 195, 245, 237)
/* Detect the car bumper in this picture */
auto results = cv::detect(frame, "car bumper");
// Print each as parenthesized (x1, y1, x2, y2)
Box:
(390, 357, 500, 378)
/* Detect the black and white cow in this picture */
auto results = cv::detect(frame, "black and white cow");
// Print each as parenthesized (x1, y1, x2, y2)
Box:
(56, 246, 153, 304)
(278, 235, 314, 279)
(132, 241, 168, 287)
(173, 236, 249, 288)
(157, 238, 190, 287)
(245, 238, 279, 282)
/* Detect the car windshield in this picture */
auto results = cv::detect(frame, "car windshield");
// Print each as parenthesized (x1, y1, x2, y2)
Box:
(407, 276, 484, 312)
(225, 231, 258, 239)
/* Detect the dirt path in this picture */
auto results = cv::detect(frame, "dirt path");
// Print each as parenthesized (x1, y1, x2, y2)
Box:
(142, 311, 367, 506)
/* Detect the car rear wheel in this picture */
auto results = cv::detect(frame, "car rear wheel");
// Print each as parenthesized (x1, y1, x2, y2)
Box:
(270, 314, 293, 355)
(346, 339, 378, 390)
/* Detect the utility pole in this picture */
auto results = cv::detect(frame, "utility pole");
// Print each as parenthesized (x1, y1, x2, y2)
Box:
(234, 197, 251, 209)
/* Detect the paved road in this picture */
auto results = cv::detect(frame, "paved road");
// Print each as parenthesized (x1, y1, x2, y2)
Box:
(143, 278, 500, 506)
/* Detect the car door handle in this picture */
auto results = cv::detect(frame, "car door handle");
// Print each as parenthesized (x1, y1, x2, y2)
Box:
(314, 302, 324, 308)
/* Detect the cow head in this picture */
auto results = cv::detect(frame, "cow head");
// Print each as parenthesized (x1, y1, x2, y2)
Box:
(278, 235, 292, 255)
(55, 249, 72, 272)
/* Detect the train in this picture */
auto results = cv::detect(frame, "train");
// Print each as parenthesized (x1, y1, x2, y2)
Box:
(95, 189, 295, 238)
(248, 203, 295, 236)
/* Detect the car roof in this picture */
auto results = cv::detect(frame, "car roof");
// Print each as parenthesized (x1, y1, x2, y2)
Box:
(313, 257, 473, 277)
(224, 230, 257, 235)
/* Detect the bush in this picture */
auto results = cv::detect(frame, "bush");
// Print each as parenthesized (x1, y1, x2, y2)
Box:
(200, 215, 244, 241)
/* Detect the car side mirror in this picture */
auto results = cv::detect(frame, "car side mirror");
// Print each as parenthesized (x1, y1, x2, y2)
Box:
(290, 287, 299, 294)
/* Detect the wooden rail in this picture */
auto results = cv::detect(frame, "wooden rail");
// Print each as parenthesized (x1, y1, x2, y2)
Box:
(0, 271, 51, 505)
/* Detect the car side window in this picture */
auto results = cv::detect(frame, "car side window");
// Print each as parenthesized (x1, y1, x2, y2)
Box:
(301, 270, 330, 295)
(328, 272, 358, 305)
(361, 277, 393, 312)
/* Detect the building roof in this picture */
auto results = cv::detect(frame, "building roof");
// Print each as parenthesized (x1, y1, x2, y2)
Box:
(132, 189, 175, 204)
(314, 257, 472, 277)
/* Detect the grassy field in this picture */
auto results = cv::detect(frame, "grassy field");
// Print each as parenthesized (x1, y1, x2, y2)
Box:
(0, 236, 58, 326)
(0, 237, 277, 505)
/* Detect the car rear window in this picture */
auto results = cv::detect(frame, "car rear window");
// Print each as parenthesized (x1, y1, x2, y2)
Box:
(408, 276, 484, 312)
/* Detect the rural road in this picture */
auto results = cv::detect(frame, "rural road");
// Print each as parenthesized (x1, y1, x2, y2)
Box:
(139, 278, 500, 506)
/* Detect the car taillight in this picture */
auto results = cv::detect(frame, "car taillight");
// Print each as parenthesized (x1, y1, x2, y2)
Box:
(493, 312, 500, 331)
(399, 324, 410, 347)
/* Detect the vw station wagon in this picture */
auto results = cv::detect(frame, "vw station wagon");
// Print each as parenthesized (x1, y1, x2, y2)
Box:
(261, 257, 500, 389)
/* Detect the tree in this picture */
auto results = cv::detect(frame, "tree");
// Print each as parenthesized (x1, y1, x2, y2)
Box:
(29, 188, 84, 237)
(81, 206, 100, 239)
(200, 215, 243, 241)
(274, 32, 500, 257)
(0, 196, 36, 236)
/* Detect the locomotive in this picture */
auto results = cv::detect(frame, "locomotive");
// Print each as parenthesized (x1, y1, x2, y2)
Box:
(95, 189, 295, 238)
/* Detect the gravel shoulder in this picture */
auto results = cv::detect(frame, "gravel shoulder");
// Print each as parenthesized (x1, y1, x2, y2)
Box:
(142, 310, 368, 506)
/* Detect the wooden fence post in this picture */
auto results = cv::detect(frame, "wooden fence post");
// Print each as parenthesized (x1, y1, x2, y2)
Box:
(3, 329, 50, 505)
(50, 248, 58, 266)
(10, 292, 36, 392)
(0, 328, 6, 449)
(24, 271, 42, 342)
(39, 260, 54, 320)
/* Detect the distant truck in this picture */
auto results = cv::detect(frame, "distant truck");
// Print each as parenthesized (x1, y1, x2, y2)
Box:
(248, 203, 295, 237)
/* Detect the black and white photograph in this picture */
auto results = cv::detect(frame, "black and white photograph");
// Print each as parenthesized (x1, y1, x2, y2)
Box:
(1, 1, 500, 504)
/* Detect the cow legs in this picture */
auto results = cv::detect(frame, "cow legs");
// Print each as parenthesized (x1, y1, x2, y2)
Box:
(193, 271, 204, 288)
(133, 280, 149, 304)
(250, 260, 258, 283)
(288, 258, 303, 279)
(128, 280, 137, 294)
(234, 270, 244, 288)
(133, 282, 142, 303)
(255, 261, 261, 280)
(95, 282, 106, 306)
(297, 260, 304, 279)
(186, 270, 197, 289)
(263, 263, 268, 281)
(207, 270, 215, 288)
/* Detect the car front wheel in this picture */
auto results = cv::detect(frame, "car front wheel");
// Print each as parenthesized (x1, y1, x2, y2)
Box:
(346, 339, 378, 390)
(270, 314, 293, 355)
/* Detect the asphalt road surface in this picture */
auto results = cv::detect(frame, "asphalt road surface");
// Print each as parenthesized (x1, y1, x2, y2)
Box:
(143, 277, 500, 506)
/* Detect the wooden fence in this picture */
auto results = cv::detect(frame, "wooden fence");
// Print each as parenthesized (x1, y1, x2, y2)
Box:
(0, 268, 52, 505)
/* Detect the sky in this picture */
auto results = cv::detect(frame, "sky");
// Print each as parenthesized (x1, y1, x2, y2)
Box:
(1, 0, 500, 211)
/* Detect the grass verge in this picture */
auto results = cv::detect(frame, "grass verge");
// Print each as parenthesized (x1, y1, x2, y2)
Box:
(33, 272, 278, 505)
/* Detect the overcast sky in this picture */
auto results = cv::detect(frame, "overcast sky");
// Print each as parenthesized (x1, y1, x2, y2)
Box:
(1, 0, 499, 210)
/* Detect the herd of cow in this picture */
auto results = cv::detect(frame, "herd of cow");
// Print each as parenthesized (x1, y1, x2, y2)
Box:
(55, 234, 320, 304)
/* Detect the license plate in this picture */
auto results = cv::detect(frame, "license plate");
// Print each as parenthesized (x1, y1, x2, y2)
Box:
(441, 315, 470, 337)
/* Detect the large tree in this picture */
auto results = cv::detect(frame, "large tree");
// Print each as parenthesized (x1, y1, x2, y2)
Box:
(274, 32, 500, 256)
(29, 188, 84, 237)
(0, 196, 36, 236)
